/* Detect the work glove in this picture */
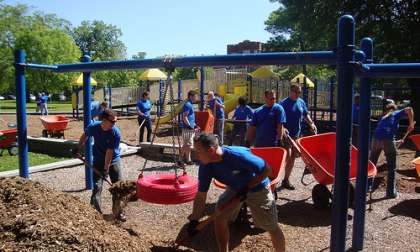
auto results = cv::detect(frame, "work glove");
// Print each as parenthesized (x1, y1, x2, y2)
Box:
(187, 219, 199, 237)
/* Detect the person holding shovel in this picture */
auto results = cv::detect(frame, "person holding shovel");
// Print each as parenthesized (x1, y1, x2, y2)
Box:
(136, 91, 152, 143)
(187, 133, 286, 252)
(369, 101, 415, 198)
(278, 83, 317, 190)
(75, 108, 126, 221)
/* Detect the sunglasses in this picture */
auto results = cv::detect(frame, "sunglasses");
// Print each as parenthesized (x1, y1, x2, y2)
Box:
(106, 117, 117, 124)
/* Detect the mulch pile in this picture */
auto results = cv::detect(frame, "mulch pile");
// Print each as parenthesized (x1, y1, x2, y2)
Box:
(0, 177, 149, 252)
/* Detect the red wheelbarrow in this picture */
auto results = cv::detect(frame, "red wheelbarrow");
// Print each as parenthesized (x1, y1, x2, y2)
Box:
(40, 115, 69, 138)
(297, 132, 377, 209)
(410, 134, 420, 152)
(213, 147, 287, 200)
(0, 128, 18, 156)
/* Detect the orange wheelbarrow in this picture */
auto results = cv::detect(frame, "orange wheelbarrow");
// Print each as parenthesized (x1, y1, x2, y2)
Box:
(297, 132, 377, 209)
(40, 115, 69, 138)
(0, 128, 18, 156)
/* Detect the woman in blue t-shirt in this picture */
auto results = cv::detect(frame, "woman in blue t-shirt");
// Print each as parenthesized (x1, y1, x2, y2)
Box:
(370, 102, 415, 198)
(229, 97, 253, 146)
(136, 91, 152, 143)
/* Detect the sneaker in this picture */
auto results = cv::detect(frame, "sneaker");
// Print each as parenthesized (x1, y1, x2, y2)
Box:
(116, 213, 127, 222)
(281, 180, 295, 190)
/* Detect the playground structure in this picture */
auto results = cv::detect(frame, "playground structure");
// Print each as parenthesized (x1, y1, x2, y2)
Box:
(13, 15, 420, 251)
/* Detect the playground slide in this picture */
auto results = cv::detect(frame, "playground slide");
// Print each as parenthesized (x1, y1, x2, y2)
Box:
(156, 100, 186, 124)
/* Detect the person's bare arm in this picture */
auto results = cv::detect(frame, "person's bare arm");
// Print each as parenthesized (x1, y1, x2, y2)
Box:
(304, 114, 317, 134)
(277, 123, 285, 141)
(77, 133, 87, 153)
(103, 149, 113, 175)
(405, 107, 416, 132)
(182, 112, 192, 129)
(188, 191, 207, 220)
(215, 100, 225, 109)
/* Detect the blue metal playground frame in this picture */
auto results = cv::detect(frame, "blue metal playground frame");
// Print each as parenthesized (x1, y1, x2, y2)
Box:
(13, 15, 420, 251)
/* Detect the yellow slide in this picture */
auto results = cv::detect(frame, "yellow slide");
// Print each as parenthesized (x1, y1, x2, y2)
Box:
(155, 100, 186, 124)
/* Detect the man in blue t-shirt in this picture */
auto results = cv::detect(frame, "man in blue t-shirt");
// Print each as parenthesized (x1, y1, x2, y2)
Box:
(187, 133, 285, 252)
(207, 91, 225, 145)
(229, 96, 253, 146)
(136, 91, 152, 143)
(279, 83, 317, 190)
(246, 89, 286, 147)
(76, 108, 125, 221)
(91, 101, 108, 121)
(180, 90, 198, 164)
(370, 103, 415, 198)
(39, 92, 49, 115)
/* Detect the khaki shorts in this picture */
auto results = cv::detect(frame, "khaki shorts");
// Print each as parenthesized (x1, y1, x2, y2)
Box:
(216, 186, 278, 231)
(182, 129, 195, 147)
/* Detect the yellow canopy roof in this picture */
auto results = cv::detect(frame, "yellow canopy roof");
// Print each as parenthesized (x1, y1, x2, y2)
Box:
(139, 68, 167, 81)
(291, 73, 314, 88)
(249, 66, 279, 79)
(72, 74, 98, 86)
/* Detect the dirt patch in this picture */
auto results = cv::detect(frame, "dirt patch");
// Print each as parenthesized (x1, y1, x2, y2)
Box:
(0, 176, 149, 251)
(373, 148, 420, 194)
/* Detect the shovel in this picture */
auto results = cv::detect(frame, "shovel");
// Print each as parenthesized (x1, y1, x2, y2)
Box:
(74, 152, 113, 186)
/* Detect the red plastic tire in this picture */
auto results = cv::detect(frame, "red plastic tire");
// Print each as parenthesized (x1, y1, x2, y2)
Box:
(137, 173, 198, 204)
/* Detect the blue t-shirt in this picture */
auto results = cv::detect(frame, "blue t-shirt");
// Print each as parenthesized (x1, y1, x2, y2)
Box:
(208, 97, 225, 119)
(251, 104, 286, 147)
(90, 101, 102, 118)
(182, 99, 195, 129)
(374, 109, 406, 140)
(198, 146, 269, 193)
(279, 97, 308, 138)
(233, 105, 254, 121)
(136, 99, 152, 118)
(40, 96, 48, 104)
(352, 104, 360, 124)
(85, 121, 121, 165)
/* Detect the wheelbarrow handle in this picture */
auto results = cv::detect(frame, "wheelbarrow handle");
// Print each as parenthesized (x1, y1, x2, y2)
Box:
(284, 130, 301, 156)
(76, 155, 113, 186)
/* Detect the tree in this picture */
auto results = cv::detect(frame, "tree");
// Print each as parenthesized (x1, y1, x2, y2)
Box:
(0, 2, 80, 93)
(72, 20, 126, 61)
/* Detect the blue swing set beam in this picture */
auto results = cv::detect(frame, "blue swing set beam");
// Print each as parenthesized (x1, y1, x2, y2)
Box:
(14, 14, 420, 252)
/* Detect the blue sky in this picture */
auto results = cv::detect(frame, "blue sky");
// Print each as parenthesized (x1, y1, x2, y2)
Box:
(5, 0, 279, 58)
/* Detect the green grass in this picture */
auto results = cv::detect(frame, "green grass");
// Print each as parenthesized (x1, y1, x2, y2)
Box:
(0, 152, 68, 172)
(0, 100, 72, 113)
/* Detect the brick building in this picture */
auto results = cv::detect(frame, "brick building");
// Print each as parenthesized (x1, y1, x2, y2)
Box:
(227, 40, 263, 54)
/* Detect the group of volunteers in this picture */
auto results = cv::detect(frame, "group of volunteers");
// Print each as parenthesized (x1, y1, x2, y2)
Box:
(74, 82, 415, 252)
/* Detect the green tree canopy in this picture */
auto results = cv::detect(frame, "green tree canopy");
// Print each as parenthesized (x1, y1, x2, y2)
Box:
(0, 1, 79, 93)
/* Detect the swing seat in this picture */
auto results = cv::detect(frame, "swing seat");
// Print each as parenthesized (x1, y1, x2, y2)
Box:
(137, 173, 198, 204)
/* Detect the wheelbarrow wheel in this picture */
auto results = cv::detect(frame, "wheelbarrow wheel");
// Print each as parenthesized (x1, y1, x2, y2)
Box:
(312, 184, 331, 209)
(8, 143, 18, 156)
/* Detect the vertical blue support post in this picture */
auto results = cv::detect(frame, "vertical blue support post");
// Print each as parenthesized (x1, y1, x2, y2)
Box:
(329, 78, 335, 127)
(102, 84, 106, 101)
(331, 15, 355, 252)
(82, 55, 93, 190)
(303, 76, 308, 104)
(76, 88, 80, 119)
(352, 37, 373, 251)
(15, 49, 28, 178)
(158, 80, 164, 116)
(108, 84, 112, 108)
(313, 79, 318, 122)
(178, 79, 182, 122)
(200, 66, 204, 111)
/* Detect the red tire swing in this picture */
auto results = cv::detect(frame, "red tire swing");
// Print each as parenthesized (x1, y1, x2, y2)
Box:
(136, 70, 198, 205)
(137, 172, 198, 204)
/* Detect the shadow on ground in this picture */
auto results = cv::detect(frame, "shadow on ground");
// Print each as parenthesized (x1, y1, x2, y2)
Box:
(388, 199, 420, 221)
(276, 198, 332, 227)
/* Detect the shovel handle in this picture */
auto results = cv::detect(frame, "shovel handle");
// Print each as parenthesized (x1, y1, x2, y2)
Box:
(76, 155, 113, 186)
